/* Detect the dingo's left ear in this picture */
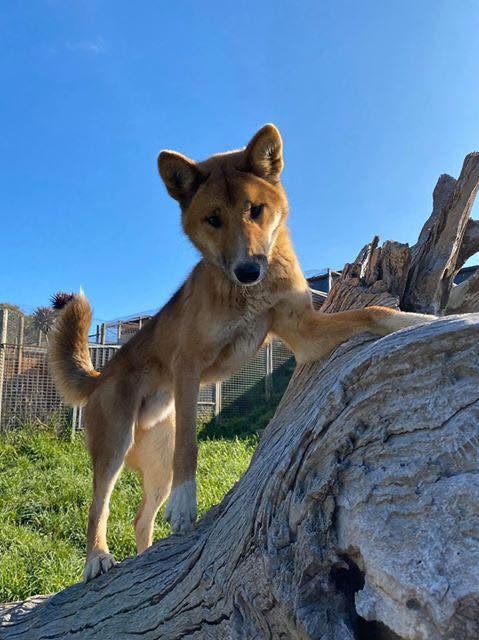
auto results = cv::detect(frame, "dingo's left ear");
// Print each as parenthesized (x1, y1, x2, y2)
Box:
(158, 151, 206, 208)
(243, 124, 283, 182)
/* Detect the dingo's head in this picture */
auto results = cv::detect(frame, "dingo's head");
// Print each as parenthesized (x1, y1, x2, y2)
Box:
(158, 125, 288, 286)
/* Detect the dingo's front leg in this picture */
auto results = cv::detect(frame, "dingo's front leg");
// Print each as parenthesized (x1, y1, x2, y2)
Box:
(164, 366, 199, 534)
(273, 297, 435, 364)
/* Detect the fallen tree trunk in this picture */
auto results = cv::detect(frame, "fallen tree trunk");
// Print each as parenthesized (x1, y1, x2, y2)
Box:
(1, 315, 479, 640)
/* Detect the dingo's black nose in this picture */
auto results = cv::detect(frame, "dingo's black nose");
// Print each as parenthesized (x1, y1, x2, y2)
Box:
(234, 261, 261, 284)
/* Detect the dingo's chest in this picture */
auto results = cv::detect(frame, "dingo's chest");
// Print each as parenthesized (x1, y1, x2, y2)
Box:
(203, 311, 270, 382)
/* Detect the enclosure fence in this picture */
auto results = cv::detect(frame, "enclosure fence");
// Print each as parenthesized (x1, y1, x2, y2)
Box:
(0, 306, 294, 432)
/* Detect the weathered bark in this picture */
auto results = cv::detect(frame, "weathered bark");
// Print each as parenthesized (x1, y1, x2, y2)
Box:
(1, 316, 479, 640)
(320, 237, 411, 313)
(404, 153, 479, 313)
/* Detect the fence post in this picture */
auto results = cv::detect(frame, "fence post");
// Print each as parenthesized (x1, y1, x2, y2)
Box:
(0, 308, 9, 431)
(265, 341, 273, 401)
(72, 406, 77, 435)
(17, 314, 24, 375)
(71, 406, 84, 436)
(215, 381, 222, 420)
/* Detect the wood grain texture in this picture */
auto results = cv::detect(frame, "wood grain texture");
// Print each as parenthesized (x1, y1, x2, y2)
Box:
(2, 315, 478, 640)
(320, 237, 411, 313)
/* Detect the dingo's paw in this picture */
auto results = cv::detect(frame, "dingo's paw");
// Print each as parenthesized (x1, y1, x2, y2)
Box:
(83, 552, 117, 582)
(165, 480, 197, 533)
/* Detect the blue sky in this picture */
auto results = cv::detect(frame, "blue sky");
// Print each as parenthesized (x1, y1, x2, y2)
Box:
(1, 1, 478, 323)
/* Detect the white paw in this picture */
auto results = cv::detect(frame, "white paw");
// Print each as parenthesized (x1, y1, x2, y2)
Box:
(164, 480, 197, 533)
(83, 552, 117, 582)
(387, 311, 437, 334)
(404, 312, 437, 325)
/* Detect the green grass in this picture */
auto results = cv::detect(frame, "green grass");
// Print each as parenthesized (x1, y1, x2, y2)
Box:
(0, 360, 295, 602)
(0, 423, 258, 602)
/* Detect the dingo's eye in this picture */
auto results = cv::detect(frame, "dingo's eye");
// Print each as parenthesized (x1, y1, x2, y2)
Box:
(250, 204, 263, 220)
(205, 213, 222, 228)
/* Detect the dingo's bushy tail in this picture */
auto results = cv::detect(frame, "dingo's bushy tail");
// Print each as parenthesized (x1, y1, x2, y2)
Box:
(48, 291, 100, 405)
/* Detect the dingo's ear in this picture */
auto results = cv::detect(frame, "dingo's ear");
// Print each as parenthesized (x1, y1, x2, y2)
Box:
(243, 124, 283, 182)
(158, 151, 206, 207)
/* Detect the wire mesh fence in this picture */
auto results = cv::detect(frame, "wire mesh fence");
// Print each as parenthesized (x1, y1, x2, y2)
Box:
(0, 306, 295, 432)
(0, 343, 70, 431)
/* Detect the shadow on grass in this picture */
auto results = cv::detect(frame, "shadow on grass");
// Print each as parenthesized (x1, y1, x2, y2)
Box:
(198, 358, 296, 441)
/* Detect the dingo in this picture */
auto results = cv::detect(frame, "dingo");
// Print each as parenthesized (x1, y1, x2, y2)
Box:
(49, 124, 433, 580)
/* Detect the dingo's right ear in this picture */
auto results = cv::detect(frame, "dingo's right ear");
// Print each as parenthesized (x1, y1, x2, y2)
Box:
(158, 151, 206, 208)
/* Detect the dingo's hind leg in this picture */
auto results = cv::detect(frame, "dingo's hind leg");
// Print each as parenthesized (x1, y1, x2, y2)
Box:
(83, 396, 136, 582)
(83, 449, 128, 581)
(128, 414, 175, 553)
